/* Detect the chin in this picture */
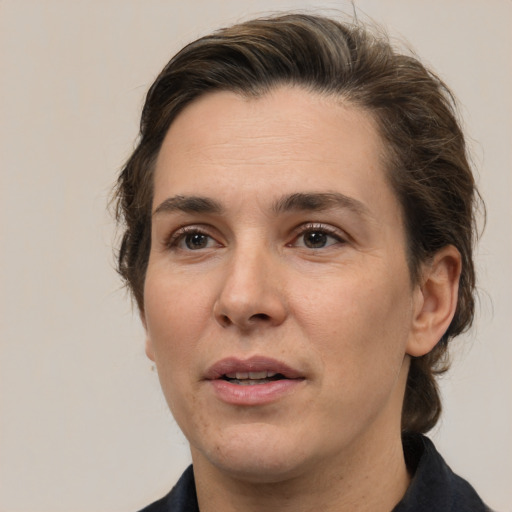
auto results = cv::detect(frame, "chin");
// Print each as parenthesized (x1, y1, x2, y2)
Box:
(192, 423, 315, 483)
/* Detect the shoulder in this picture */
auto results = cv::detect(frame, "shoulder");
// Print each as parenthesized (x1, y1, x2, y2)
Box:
(136, 466, 199, 512)
(394, 433, 492, 512)
(136, 441, 494, 512)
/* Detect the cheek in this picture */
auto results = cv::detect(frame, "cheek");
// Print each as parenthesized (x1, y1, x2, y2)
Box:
(143, 273, 212, 402)
(144, 269, 212, 341)
(294, 266, 412, 377)
(143, 273, 208, 423)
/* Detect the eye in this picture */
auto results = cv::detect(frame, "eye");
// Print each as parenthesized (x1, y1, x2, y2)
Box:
(291, 224, 345, 249)
(167, 227, 220, 251)
(182, 232, 214, 250)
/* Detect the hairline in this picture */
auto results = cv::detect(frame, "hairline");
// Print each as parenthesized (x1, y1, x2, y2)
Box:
(145, 84, 419, 283)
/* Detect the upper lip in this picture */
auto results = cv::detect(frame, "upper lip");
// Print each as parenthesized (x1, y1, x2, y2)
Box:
(204, 356, 304, 380)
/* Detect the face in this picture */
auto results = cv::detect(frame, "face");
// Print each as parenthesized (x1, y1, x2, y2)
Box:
(143, 87, 423, 483)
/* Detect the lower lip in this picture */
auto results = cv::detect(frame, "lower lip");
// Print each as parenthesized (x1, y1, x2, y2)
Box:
(208, 378, 304, 406)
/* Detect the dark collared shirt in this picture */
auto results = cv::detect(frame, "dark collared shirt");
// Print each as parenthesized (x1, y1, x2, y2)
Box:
(137, 434, 491, 512)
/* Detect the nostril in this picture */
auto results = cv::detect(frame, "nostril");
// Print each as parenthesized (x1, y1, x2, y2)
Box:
(249, 313, 271, 322)
(220, 314, 232, 327)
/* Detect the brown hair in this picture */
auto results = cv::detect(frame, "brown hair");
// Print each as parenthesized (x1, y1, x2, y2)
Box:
(114, 13, 480, 434)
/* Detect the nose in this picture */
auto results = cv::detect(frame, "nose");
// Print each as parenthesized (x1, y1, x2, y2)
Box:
(213, 244, 288, 331)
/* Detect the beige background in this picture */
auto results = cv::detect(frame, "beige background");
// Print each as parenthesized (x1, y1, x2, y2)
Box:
(1, 1, 510, 511)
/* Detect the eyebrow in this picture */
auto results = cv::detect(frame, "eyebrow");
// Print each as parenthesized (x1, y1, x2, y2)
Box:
(153, 195, 224, 216)
(272, 192, 370, 217)
(153, 192, 370, 218)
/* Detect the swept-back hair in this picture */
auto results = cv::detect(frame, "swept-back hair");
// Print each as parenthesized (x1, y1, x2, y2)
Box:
(114, 13, 480, 433)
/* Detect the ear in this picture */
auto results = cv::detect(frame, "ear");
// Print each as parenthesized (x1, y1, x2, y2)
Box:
(140, 310, 156, 362)
(406, 245, 462, 357)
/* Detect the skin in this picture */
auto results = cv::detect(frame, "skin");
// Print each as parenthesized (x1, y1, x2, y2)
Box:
(143, 87, 461, 512)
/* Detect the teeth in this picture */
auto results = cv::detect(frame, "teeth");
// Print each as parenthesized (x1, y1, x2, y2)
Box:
(225, 371, 278, 380)
(249, 371, 268, 379)
(238, 380, 267, 386)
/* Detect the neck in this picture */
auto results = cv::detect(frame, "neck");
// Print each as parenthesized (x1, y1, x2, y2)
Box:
(192, 429, 410, 512)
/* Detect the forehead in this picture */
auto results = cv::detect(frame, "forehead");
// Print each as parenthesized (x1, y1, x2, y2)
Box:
(153, 87, 399, 224)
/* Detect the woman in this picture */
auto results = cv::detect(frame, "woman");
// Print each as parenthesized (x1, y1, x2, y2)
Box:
(114, 13, 490, 512)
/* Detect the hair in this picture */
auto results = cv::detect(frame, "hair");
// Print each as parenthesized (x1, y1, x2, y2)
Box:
(114, 13, 481, 434)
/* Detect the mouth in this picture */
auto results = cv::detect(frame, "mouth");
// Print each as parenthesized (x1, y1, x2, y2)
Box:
(204, 356, 305, 405)
(221, 370, 287, 386)
(205, 356, 304, 382)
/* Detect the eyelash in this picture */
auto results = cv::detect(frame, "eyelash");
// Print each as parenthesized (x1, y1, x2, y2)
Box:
(166, 225, 219, 251)
(165, 223, 347, 251)
(290, 223, 346, 249)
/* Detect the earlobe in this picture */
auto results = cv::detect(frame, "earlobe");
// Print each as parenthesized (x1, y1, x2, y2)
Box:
(406, 245, 461, 357)
(140, 310, 156, 362)
(145, 337, 156, 362)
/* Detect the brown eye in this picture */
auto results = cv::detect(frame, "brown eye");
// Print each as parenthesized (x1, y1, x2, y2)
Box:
(167, 228, 220, 251)
(303, 231, 329, 248)
(184, 233, 210, 250)
(292, 226, 343, 249)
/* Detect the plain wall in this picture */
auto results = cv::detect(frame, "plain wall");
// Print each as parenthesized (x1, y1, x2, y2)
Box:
(1, 1, 510, 511)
